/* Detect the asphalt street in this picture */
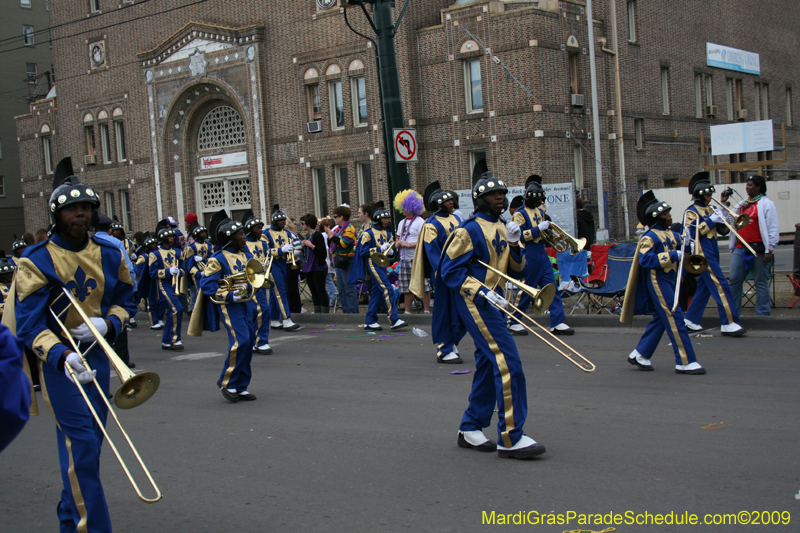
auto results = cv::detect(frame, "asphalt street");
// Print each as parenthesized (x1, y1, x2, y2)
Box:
(2, 314, 798, 533)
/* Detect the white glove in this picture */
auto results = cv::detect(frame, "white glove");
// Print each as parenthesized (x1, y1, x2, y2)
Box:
(280, 244, 293, 254)
(130, 253, 137, 261)
(64, 352, 96, 385)
(506, 221, 521, 243)
(674, 250, 683, 260)
(537, 220, 550, 232)
(169, 266, 179, 276)
(293, 248, 301, 257)
(709, 209, 724, 225)
(380, 242, 392, 252)
(480, 290, 509, 309)
(682, 230, 692, 248)
(69, 317, 108, 343)
(231, 293, 244, 303)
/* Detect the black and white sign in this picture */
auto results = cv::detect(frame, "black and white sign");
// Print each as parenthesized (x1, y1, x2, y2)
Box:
(393, 128, 418, 163)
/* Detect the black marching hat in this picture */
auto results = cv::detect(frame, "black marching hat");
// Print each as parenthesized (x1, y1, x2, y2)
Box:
(637, 191, 672, 227)
(525, 174, 546, 200)
(209, 209, 243, 248)
(109, 219, 125, 233)
(12, 239, 28, 252)
(471, 158, 508, 211)
(155, 218, 176, 243)
(242, 209, 264, 235)
(688, 171, 715, 199)
(271, 204, 287, 225)
(0, 257, 16, 274)
(49, 157, 100, 225)
(423, 180, 455, 213)
(371, 201, 390, 220)
(188, 221, 208, 239)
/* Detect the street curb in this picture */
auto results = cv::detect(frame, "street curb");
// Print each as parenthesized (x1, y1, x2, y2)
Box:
(286, 310, 800, 332)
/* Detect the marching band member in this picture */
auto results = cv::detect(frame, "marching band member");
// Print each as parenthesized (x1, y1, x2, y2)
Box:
(10, 157, 136, 531)
(243, 211, 273, 354)
(621, 191, 706, 374)
(436, 165, 545, 459)
(682, 172, 746, 336)
(149, 220, 185, 350)
(10, 239, 28, 268)
(263, 205, 301, 331)
(198, 210, 258, 402)
(511, 175, 573, 335)
(134, 235, 160, 328)
(110, 220, 136, 261)
(410, 181, 465, 364)
(350, 202, 407, 332)
(183, 221, 211, 314)
(0, 258, 14, 316)
(0, 321, 30, 453)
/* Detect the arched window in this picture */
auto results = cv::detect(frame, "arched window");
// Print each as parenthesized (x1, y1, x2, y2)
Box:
(197, 105, 247, 151)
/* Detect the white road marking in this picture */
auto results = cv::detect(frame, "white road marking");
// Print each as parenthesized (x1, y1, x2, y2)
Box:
(171, 352, 224, 361)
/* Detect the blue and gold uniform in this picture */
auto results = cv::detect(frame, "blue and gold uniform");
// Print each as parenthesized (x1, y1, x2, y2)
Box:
(682, 173, 745, 336)
(621, 191, 705, 374)
(243, 213, 272, 352)
(0, 321, 30, 453)
(148, 242, 184, 348)
(410, 182, 465, 362)
(262, 209, 300, 330)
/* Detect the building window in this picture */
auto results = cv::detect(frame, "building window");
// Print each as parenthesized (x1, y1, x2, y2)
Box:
(0, 138, 3, 159)
(660, 67, 670, 115)
(0, 176, 4, 196)
(42, 136, 53, 174)
(26, 62, 37, 80)
(786, 87, 793, 127)
(627, 1, 637, 42)
(695, 74, 703, 118)
(573, 145, 584, 189)
(120, 190, 131, 230)
(469, 151, 486, 185)
(725, 78, 734, 120)
(104, 192, 115, 219)
(357, 162, 372, 204)
(335, 165, 350, 206)
(569, 53, 580, 95)
(735, 79, 743, 112)
(704, 75, 713, 108)
(23, 25, 34, 46)
(351, 77, 368, 126)
(755, 82, 769, 120)
(313, 167, 328, 216)
(307, 84, 321, 122)
(329, 81, 344, 130)
(85, 125, 96, 159)
(90, 0, 100, 13)
(21, 0, 32, 7)
(197, 106, 246, 151)
(634, 118, 644, 150)
(464, 59, 483, 113)
(100, 123, 111, 163)
(115, 121, 126, 161)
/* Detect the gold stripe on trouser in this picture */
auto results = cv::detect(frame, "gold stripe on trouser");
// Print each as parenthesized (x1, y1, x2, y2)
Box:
(650, 270, 689, 365)
(159, 282, 179, 344)
(465, 298, 516, 448)
(39, 363, 89, 533)
(219, 304, 239, 388)
(707, 269, 734, 324)
(271, 285, 288, 320)
(436, 342, 444, 357)
(254, 294, 264, 331)
(368, 260, 393, 319)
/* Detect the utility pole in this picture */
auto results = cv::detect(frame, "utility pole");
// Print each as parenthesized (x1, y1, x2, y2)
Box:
(585, 0, 609, 242)
(608, 0, 630, 240)
(343, 0, 412, 224)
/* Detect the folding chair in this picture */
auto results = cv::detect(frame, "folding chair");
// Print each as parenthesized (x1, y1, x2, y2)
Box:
(742, 258, 776, 309)
(788, 273, 800, 309)
(556, 249, 590, 314)
(579, 242, 637, 314)
(298, 278, 313, 303)
(585, 244, 615, 287)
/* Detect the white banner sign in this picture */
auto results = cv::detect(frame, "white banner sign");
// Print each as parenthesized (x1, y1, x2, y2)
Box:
(455, 182, 576, 236)
(709, 120, 774, 156)
(706, 43, 760, 75)
(199, 151, 247, 170)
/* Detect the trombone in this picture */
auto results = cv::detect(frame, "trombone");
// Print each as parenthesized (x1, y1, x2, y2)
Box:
(708, 198, 757, 255)
(477, 261, 596, 373)
(672, 210, 709, 312)
(49, 287, 162, 503)
(370, 240, 395, 268)
(260, 254, 275, 289)
(540, 223, 587, 255)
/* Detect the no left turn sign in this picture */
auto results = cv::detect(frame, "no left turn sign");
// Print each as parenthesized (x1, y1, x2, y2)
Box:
(393, 128, 418, 163)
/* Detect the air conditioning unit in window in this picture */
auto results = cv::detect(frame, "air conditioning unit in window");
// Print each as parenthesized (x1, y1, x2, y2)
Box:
(737, 108, 748, 121)
(84, 154, 97, 166)
(706, 105, 718, 117)
(571, 93, 585, 107)
(307, 120, 322, 134)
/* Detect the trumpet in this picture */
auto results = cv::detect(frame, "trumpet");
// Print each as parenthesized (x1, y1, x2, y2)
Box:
(672, 210, 709, 312)
(49, 287, 162, 503)
(370, 240, 395, 268)
(477, 261, 596, 373)
(540, 223, 587, 255)
(708, 198, 757, 256)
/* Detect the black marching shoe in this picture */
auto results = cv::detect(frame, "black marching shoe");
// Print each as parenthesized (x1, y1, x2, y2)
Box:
(437, 354, 464, 364)
(457, 430, 497, 452)
(221, 388, 239, 403)
(497, 435, 546, 459)
(237, 391, 257, 401)
(675, 362, 707, 375)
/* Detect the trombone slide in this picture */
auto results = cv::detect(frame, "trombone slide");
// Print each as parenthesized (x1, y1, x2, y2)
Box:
(708, 199, 757, 256)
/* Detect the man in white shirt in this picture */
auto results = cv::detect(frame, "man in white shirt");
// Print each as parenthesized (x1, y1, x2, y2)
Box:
(394, 190, 431, 314)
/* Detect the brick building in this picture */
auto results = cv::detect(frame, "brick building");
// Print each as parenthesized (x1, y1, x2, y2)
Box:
(15, 0, 800, 239)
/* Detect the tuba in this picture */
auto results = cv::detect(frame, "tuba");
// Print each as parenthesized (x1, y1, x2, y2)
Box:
(540, 223, 587, 255)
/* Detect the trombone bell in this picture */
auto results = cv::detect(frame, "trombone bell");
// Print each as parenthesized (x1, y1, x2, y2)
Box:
(684, 254, 708, 275)
(115, 372, 161, 409)
(519, 282, 556, 315)
(370, 241, 395, 268)
(541, 223, 586, 255)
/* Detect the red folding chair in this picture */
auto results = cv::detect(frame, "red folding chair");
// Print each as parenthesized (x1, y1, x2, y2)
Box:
(788, 274, 800, 309)
(585, 244, 615, 287)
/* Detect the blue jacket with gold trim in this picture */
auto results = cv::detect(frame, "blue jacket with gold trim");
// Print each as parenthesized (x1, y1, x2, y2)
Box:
(13, 233, 136, 370)
(349, 224, 394, 285)
(148, 245, 183, 301)
(685, 201, 729, 261)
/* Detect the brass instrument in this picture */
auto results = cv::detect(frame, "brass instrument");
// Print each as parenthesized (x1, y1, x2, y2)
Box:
(212, 258, 266, 304)
(672, 211, 709, 312)
(540, 223, 587, 255)
(708, 198, 757, 256)
(49, 288, 162, 503)
(477, 261, 596, 373)
(370, 240, 395, 268)
(260, 254, 275, 289)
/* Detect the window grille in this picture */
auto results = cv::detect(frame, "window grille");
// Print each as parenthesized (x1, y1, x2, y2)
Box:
(201, 181, 226, 209)
(229, 178, 251, 206)
(197, 106, 247, 151)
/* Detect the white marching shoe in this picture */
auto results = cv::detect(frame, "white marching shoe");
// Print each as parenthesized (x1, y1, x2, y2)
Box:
(497, 435, 546, 459)
(457, 430, 497, 452)
(721, 323, 747, 337)
(283, 318, 301, 331)
(627, 349, 653, 371)
(675, 361, 707, 375)
(684, 319, 704, 332)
